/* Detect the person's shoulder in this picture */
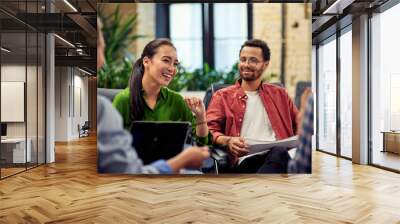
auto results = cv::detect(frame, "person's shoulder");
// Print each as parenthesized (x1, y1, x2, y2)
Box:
(214, 84, 237, 96)
(262, 82, 285, 91)
(262, 82, 288, 96)
(163, 87, 189, 107)
(163, 87, 186, 102)
(163, 87, 191, 115)
(98, 95, 122, 124)
(97, 95, 110, 116)
(113, 88, 130, 104)
(163, 87, 181, 98)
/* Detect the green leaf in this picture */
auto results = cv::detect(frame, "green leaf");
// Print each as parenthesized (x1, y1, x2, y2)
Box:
(98, 4, 142, 89)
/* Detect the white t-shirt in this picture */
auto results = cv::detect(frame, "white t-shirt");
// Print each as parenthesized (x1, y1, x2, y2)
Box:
(240, 91, 276, 141)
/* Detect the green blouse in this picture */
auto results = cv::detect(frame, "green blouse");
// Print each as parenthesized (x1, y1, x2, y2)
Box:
(112, 87, 209, 145)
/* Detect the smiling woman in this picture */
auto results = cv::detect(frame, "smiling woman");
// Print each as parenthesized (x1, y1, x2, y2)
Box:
(112, 39, 210, 146)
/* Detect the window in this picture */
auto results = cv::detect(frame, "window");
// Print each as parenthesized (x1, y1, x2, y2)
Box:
(169, 4, 203, 71)
(371, 3, 400, 171)
(0, 1, 46, 179)
(316, 26, 352, 159)
(312, 45, 317, 150)
(317, 36, 337, 154)
(339, 27, 352, 158)
(213, 3, 248, 71)
(159, 3, 251, 72)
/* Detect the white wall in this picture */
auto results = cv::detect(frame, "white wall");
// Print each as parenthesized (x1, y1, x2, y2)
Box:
(1, 82, 25, 122)
(1, 65, 28, 138)
(54, 67, 89, 141)
(73, 74, 89, 136)
(55, 66, 69, 141)
(1, 65, 26, 81)
(1, 63, 46, 164)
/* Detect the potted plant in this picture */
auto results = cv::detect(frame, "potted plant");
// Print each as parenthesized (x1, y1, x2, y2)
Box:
(97, 5, 144, 90)
(168, 63, 239, 92)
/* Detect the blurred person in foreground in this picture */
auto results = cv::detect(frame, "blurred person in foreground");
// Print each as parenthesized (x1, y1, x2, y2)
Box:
(288, 88, 313, 173)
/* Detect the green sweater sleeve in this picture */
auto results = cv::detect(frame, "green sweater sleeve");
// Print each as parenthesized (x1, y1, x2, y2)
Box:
(112, 88, 131, 129)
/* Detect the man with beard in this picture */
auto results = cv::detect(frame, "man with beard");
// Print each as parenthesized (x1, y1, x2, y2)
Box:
(206, 39, 298, 173)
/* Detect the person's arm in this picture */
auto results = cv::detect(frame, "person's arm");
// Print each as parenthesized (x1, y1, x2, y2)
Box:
(206, 91, 249, 157)
(167, 146, 210, 172)
(99, 96, 170, 174)
(288, 94, 313, 173)
(296, 88, 312, 134)
(195, 114, 208, 139)
(193, 117, 210, 146)
(144, 146, 210, 173)
(206, 91, 227, 144)
(215, 135, 231, 146)
(184, 97, 208, 138)
(181, 97, 209, 145)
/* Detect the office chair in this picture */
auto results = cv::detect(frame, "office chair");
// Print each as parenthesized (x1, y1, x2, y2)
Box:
(203, 83, 232, 110)
(202, 83, 233, 173)
(78, 121, 90, 138)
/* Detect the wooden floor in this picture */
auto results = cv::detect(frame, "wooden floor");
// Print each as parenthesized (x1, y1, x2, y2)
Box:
(1, 163, 45, 178)
(372, 151, 400, 171)
(1, 167, 26, 178)
(1, 135, 400, 223)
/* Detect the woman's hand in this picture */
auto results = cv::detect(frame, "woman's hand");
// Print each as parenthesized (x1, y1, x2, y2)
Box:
(184, 96, 208, 138)
(184, 97, 206, 119)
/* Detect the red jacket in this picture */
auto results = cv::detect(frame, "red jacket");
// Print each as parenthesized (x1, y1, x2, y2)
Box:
(206, 80, 298, 164)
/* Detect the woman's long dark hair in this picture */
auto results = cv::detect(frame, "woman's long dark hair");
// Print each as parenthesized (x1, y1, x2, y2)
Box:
(129, 38, 176, 122)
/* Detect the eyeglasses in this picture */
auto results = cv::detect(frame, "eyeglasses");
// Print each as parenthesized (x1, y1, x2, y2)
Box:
(239, 57, 262, 67)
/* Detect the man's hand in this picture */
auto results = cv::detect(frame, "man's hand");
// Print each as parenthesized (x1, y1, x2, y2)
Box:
(227, 137, 249, 157)
(180, 146, 210, 168)
(167, 146, 210, 172)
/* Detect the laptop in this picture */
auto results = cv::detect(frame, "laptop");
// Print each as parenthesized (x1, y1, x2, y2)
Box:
(130, 121, 191, 165)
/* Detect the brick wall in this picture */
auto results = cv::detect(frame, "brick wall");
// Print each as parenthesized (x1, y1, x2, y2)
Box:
(253, 3, 311, 98)
(100, 3, 156, 60)
(285, 3, 312, 98)
(253, 3, 283, 84)
(136, 4, 156, 59)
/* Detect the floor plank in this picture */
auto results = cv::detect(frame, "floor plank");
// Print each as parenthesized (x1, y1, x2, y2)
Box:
(0, 135, 400, 223)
